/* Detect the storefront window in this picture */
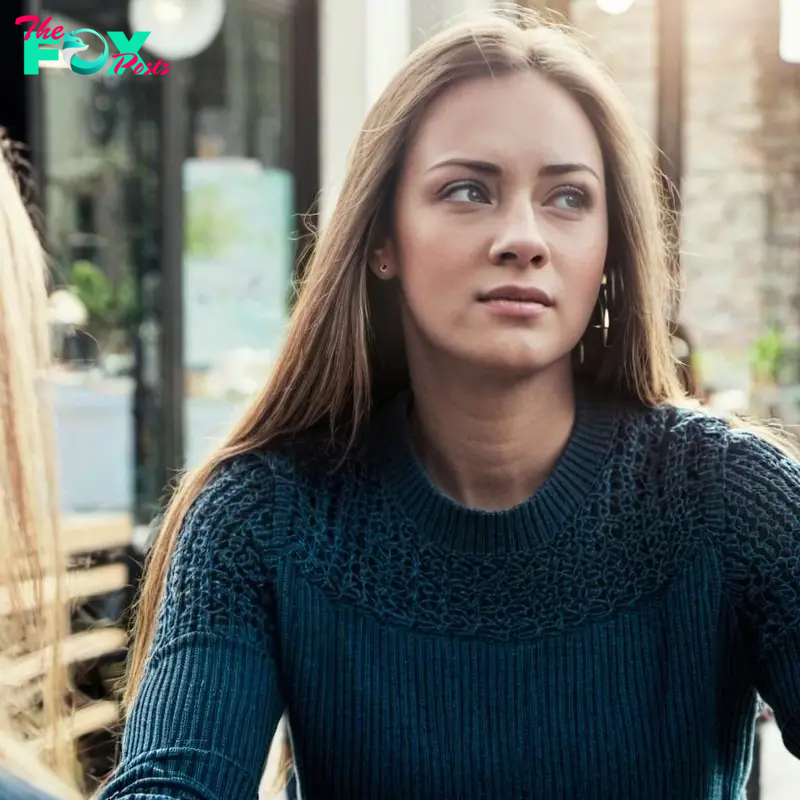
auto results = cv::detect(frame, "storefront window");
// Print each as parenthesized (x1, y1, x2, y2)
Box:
(182, 1, 295, 469)
(39, 1, 297, 511)
(42, 4, 161, 515)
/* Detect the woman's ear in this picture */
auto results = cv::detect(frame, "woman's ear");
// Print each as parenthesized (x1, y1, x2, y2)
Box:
(369, 242, 397, 279)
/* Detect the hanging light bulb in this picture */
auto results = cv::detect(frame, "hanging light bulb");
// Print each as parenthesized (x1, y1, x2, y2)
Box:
(596, 0, 635, 14)
(152, 0, 187, 25)
(128, 0, 226, 60)
(780, 0, 800, 63)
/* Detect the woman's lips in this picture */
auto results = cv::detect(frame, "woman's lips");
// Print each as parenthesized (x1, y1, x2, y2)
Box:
(477, 285, 553, 318)
(478, 298, 550, 318)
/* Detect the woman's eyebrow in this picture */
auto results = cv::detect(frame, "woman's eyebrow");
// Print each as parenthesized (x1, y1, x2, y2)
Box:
(426, 158, 601, 182)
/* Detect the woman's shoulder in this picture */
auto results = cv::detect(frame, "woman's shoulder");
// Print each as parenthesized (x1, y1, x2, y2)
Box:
(616, 397, 738, 455)
(622, 398, 795, 457)
(189, 449, 286, 526)
(191, 424, 371, 522)
(614, 397, 799, 498)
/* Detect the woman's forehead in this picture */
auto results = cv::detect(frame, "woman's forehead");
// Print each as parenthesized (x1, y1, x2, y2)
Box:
(405, 71, 605, 180)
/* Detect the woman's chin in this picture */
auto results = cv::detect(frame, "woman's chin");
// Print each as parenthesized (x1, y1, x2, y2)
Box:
(453, 339, 565, 377)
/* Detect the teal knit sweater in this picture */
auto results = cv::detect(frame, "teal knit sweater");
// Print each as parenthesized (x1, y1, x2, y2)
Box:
(100, 390, 800, 799)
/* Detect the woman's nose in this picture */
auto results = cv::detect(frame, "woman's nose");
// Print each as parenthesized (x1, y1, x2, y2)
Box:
(488, 204, 551, 268)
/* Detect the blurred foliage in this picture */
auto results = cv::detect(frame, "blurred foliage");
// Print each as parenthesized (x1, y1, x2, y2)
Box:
(751, 327, 800, 386)
(68, 260, 139, 346)
(185, 185, 243, 259)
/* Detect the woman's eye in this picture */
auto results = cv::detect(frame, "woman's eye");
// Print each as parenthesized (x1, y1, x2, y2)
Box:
(550, 187, 591, 212)
(443, 182, 490, 204)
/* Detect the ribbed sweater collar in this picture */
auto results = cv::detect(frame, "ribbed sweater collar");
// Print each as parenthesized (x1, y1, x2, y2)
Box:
(369, 385, 619, 554)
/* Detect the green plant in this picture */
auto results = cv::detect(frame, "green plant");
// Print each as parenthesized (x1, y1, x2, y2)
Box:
(68, 260, 139, 345)
(114, 272, 139, 329)
(751, 327, 788, 385)
(69, 260, 113, 321)
(185, 185, 242, 259)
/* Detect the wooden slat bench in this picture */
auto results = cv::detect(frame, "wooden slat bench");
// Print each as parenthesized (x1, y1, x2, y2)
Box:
(1, 513, 135, 780)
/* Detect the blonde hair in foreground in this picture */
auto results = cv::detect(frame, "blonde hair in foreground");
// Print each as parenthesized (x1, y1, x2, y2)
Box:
(123, 6, 799, 791)
(0, 137, 83, 798)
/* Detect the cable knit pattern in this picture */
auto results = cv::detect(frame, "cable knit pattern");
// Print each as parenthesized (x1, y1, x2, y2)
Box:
(99, 390, 800, 800)
(722, 429, 800, 655)
(153, 455, 282, 651)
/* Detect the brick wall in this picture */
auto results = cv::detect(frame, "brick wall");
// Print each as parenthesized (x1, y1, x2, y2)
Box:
(754, 3, 800, 353)
(569, 0, 800, 394)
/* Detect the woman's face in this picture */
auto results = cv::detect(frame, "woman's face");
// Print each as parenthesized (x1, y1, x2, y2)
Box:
(375, 70, 609, 379)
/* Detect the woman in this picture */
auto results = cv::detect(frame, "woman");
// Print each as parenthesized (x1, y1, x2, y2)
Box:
(103, 10, 800, 800)
(0, 136, 83, 798)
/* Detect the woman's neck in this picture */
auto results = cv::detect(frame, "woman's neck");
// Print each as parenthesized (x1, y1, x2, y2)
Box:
(407, 365, 577, 511)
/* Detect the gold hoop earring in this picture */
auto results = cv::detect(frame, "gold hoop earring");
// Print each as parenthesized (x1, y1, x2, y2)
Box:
(592, 272, 612, 348)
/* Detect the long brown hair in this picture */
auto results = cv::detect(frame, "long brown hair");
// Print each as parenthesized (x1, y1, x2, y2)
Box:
(0, 136, 83, 797)
(123, 6, 797, 788)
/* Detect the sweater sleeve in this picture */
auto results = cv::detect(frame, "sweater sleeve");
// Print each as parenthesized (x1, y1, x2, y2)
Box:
(98, 454, 286, 799)
(722, 428, 800, 756)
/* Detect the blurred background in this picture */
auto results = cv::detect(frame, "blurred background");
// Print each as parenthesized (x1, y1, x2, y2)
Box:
(2, 0, 799, 796)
